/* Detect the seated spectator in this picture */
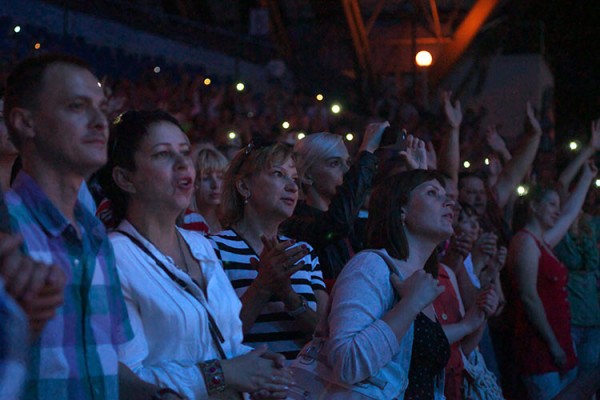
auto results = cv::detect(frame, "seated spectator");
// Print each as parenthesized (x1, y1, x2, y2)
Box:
(507, 160, 597, 400)
(281, 122, 387, 284)
(101, 109, 292, 399)
(210, 140, 328, 360)
(181, 147, 228, 234)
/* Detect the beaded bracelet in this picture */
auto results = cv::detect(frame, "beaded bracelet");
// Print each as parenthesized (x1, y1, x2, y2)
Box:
(199, 359, 226, 394)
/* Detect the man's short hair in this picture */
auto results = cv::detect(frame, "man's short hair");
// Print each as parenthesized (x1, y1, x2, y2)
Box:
(3, 54, 92, 149)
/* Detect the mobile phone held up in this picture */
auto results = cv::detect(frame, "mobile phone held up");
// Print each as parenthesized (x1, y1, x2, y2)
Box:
(380, 127, 408, 151)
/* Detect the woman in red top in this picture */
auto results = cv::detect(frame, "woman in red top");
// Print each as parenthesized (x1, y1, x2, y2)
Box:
(507, 160, 597, 400)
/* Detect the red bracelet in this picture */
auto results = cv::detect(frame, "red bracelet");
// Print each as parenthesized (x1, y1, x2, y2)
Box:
(199, 359, 226, 394)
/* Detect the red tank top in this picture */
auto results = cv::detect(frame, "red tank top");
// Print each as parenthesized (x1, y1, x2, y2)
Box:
(511, 230, 577, 374)
(434, 265, 464, 400)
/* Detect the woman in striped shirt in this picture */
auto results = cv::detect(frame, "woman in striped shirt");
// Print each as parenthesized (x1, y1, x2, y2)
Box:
(210, 140, 329, 360)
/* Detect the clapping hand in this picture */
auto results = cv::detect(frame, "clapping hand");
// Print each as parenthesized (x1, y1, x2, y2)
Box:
(252, 236, 308, 299)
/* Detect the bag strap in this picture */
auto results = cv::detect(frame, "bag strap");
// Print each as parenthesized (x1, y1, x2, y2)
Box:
(365, 249, 401, 277)
(116, 230, 227, 359)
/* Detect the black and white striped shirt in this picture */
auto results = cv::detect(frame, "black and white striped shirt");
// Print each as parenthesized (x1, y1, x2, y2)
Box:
(209, 229, 325, 359)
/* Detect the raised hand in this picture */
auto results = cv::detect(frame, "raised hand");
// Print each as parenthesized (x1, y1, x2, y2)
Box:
(399, 135, 428, 170)
(581, 159, 599, 182)
(589, 118, 600, 150)
(485, 126, 509, 156)
(426, 141, 438, 170)
(526, 102, 543, 136)
(443, 91, 462, 129)
(359, 121, 390, 153)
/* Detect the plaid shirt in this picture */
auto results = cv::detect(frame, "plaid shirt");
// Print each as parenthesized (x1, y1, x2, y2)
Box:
(6, 172, 132, 400)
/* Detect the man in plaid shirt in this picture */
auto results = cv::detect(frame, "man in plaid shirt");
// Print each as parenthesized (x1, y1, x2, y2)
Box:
(1, 54, 167, 399)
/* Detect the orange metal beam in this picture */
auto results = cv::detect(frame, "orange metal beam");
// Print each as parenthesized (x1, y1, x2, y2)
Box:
(428, 0, 442, 39)
(264, 0, 294, 62)
(365, 0, 386, 35)
(429, 0, 501, 87)
(341, 0, 374, 84)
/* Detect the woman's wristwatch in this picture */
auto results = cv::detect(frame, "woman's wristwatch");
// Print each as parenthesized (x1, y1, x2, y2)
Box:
(151, 387, 185, 400)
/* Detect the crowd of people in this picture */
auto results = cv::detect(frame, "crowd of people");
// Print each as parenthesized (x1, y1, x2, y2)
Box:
(0, 43, 599, 400)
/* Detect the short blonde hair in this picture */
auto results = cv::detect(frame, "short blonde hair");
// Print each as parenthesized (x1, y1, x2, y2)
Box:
(195, 147, 228, 178)
(221, 142, 294, 227)
(294, 132, 343, 188)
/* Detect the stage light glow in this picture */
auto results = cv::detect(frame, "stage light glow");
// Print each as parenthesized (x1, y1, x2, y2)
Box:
(345, 133, 354, 141)
(331, 104, 341, 114)
(415, 51, 433, 67)
(463, 161, 471, 169)
(569, 141, 578, 151)
(517, 185, 528, 196)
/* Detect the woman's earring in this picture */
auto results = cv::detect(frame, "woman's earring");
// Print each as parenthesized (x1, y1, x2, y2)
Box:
(244, 192, 251, 204)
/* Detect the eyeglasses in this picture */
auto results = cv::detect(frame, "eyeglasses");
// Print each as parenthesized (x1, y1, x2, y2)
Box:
(233, 137, 278, 175)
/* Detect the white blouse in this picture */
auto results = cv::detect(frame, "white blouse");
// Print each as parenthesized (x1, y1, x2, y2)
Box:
(111, 220, 252, 399)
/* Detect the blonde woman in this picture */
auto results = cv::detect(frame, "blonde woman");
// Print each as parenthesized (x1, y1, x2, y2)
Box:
(281, 122, 387, 284)
(182, 147, 228, 234)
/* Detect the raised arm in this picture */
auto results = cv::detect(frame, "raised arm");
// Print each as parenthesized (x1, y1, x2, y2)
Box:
(437, 91, 462, 182)
(485, 126, 512, 164)
(281, 123, 386, 247)
(545, 160, 597, 247)
(494, 103, 542, 208)
(557, 118, 600, 200)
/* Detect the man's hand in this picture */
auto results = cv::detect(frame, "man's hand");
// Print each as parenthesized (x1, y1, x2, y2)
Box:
(0, 233, 66, 336)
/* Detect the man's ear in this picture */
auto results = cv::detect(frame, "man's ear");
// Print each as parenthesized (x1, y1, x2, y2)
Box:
(9, 107, 36, 142)
(112, 167, 136, 194)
